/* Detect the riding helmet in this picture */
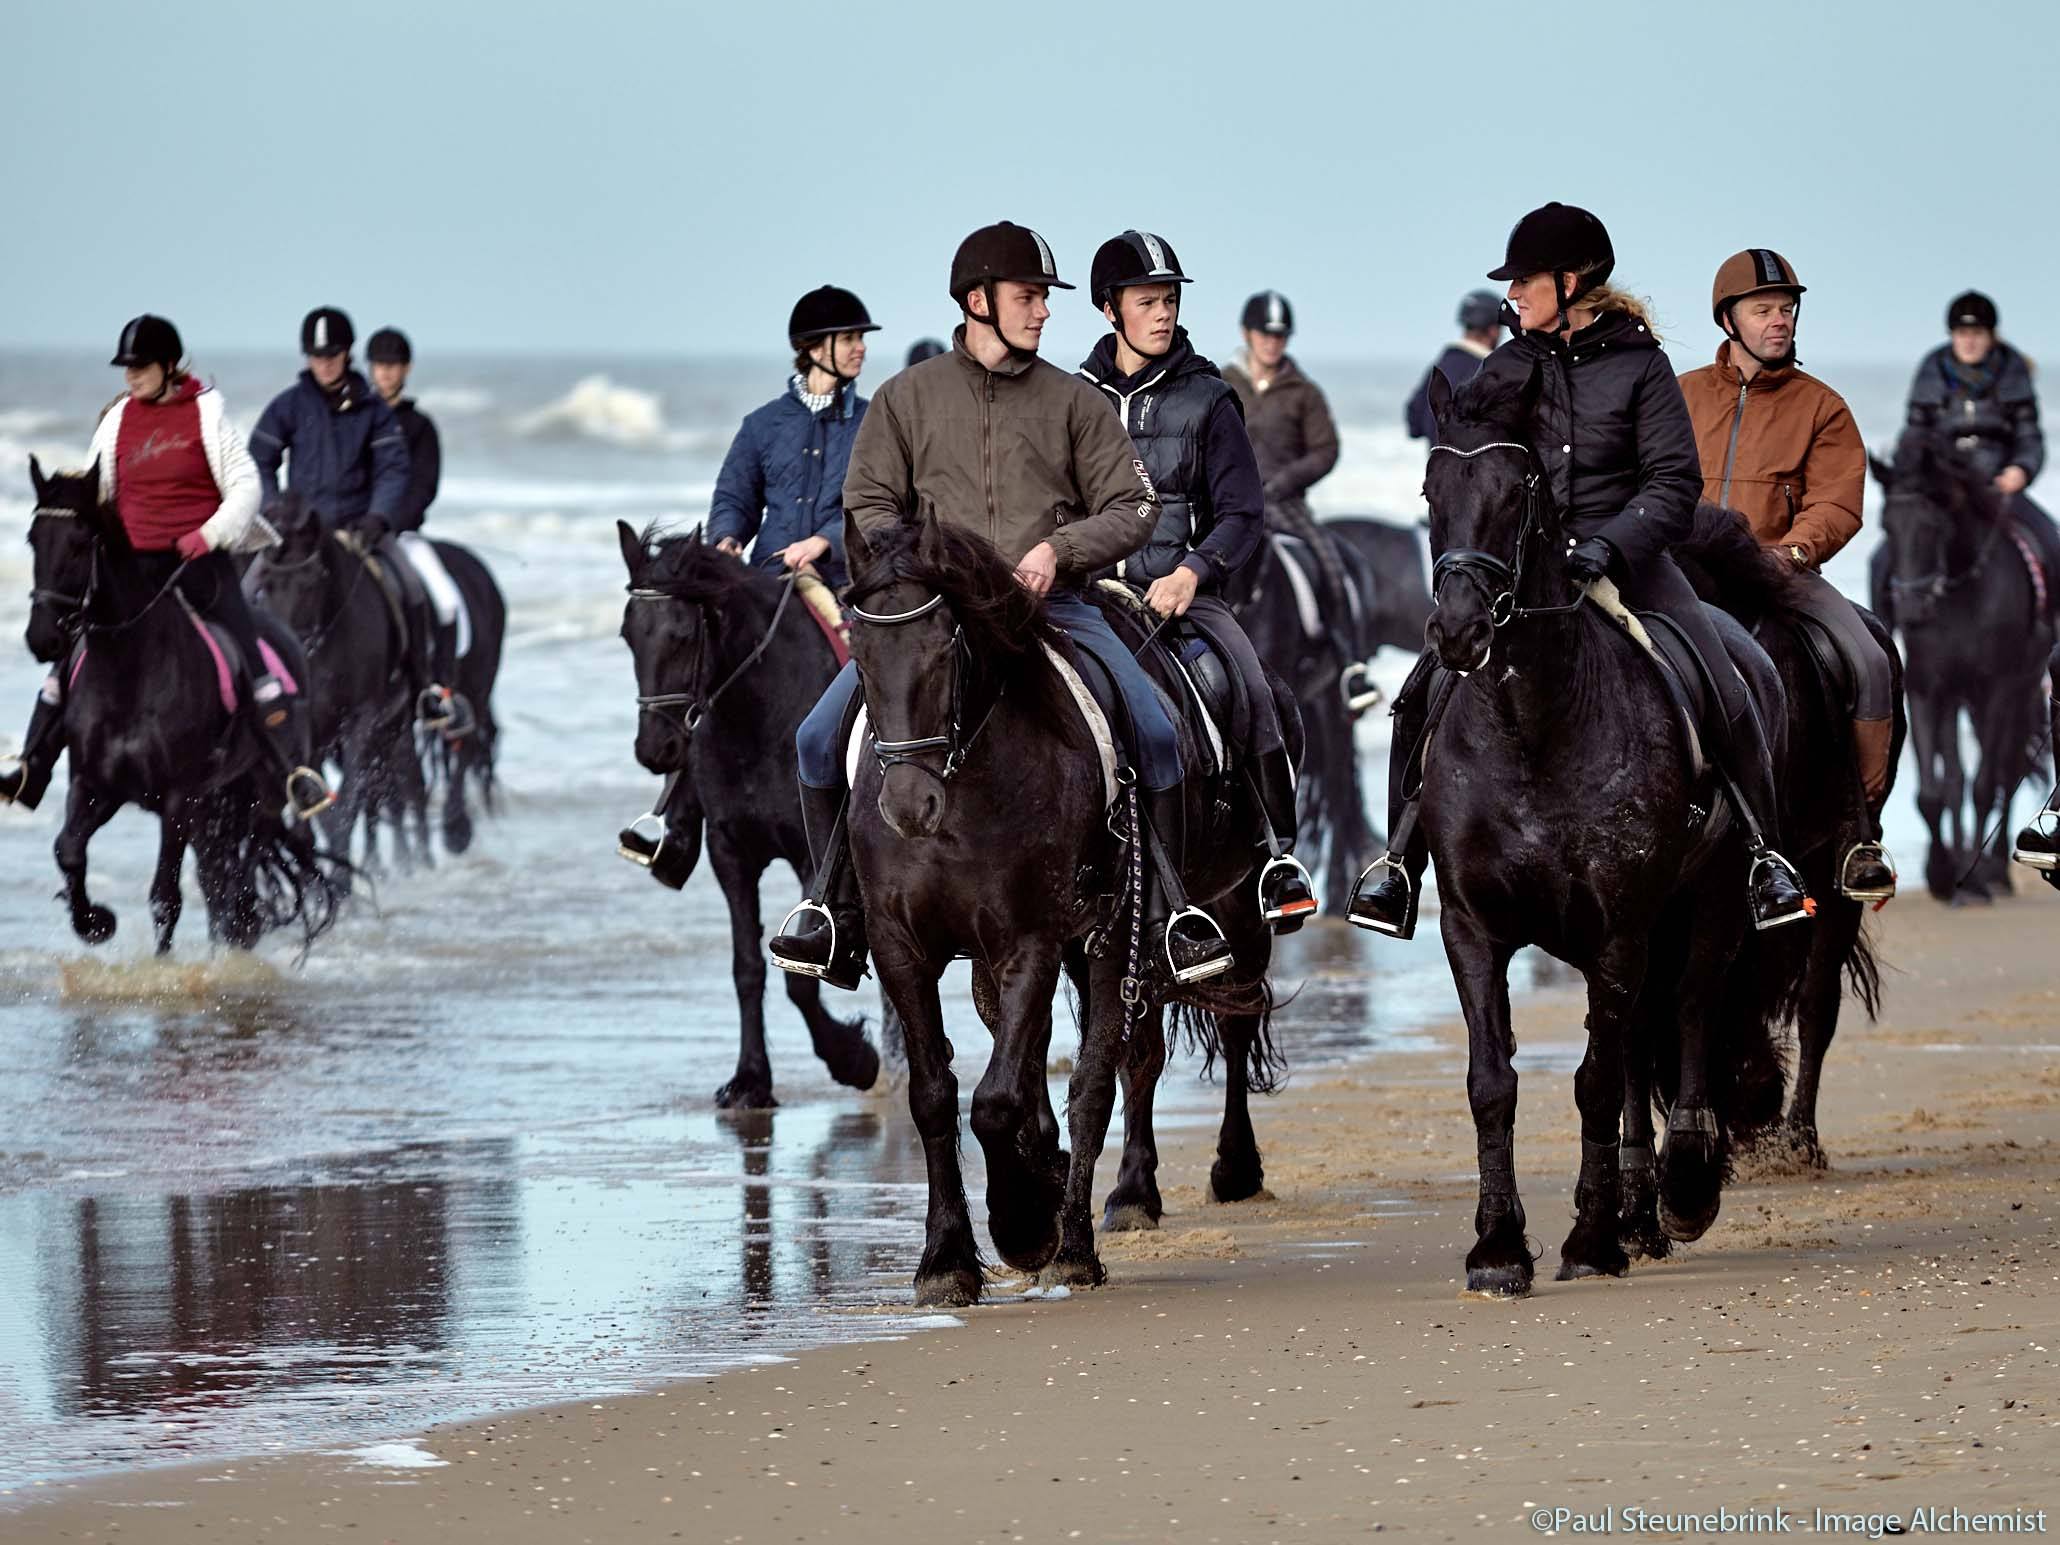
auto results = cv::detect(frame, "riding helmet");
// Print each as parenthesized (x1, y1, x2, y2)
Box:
(110, 314, 183, 369)
(1089, 230, 1193, 308)
(1486, 202, 1614, 290)
(301, 306, 355, 357)
(787, 286, 881, 343)
(1241, 290, 1294, 336)
(948, 221, 1072, 305)
(1456, 290, 1503, 331)
(905, 337, 947, 367)
(1946, 290, 1998, 332)
(367, 327, 413, 364)
(1711, 249, 1806, 328)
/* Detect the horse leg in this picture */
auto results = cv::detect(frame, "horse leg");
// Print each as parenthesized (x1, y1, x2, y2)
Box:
(1209, 1010, 1268, 1205)
(1909, 694, 1957, 900)
(1658, 885, 1741, 1243)
(1619, 1047, 1668, 1262)
(1101, 1004, 1167, 1231)
(969, 944, 1066, 1272)
(55, 780, 121, 945)
(1783, 897, 1861, 1170)
(1557, 938, 1642, 1281)
(784, 856, 880, 1091)
(1047, 946, 1124, 1288)
(709, 840, 777, 1109)
(1447, 921, 1531, 1297)
(149, 799, 190, 956)
(883, 962, 982, 1305)
(442, 738, 475, 854)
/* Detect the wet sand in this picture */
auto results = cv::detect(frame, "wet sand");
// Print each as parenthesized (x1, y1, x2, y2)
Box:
(14, 886, 2060, 1541)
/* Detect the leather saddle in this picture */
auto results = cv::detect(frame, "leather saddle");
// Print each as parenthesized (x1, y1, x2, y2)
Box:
(1085, 581, 1248, 779)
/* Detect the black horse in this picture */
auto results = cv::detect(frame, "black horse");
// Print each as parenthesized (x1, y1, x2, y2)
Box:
(1329, 515, 1437, 660)
(256, 493, 420, 875)
(1417, 367, 1804, 1297)
(1871, 431, 2053, 902)
(616, 523, 881, 1109)
(24, 460, 338, 954)
(839, 511, 1287, 1306)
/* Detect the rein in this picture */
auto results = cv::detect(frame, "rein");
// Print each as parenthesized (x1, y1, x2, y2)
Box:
(82, 551, 193, 637)
(630, 568, 801, 734)
(1426, 440, 1586, 630)
(845, 588, 1000, 783)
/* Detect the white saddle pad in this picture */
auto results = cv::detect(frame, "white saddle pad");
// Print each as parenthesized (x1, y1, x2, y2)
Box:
(845, 644, 1120, 805)
(1268, 533, 1324, 639)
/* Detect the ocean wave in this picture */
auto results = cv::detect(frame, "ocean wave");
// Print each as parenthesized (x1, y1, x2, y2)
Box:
(414, 385, 494, 416)
(440, 477, 712, 512)
(0, 407, 69, 438)
(511, 375, 688, 449)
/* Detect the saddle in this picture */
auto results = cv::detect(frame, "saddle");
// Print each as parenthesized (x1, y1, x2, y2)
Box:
(1090, 580, 1244, 777)
(1582, 578, 1710, 778)
(338, 531, 424, 663)
(68, 599, 299, 718)
(1268, 531, 1375, 646)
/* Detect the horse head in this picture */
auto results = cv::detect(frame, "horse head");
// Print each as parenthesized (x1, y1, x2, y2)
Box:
(259, 490, 334, 631)
(1874, 429, 1994, 628)
(25, 455, 105, 662)
(617, 519, 731, 774)
(845, 513, 1052, 840)
(1421, 362, 1544, 673)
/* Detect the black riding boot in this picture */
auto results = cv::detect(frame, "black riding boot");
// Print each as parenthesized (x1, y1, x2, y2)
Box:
(250, 676, 334, 826)
(1717, 699, 1813, 930)
(1143, 783, 1234, 984)
(0, 679, 64, 811)
(769, 782, 870, 992)
(2013, 782, 2060, 872)
(1348, 654, 1437, 938)
(1248, 748, 1318, 933)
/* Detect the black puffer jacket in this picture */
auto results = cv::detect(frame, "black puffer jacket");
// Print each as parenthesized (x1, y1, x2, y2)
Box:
(1476, 309, 1703, 577)
(1905, 342, 2044, 484)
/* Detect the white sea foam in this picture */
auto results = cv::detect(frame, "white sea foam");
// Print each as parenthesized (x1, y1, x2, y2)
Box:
(331, 1441, 449, 1470)
(512, 375, 681, 448)
(413, 385, 494, 416)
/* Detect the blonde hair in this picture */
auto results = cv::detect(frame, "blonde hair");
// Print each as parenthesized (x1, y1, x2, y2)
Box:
(1574, 280, 1661, 343)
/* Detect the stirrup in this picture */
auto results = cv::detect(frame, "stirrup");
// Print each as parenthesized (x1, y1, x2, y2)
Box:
(2011, 807, 2060, 870)
(1838, 840, 1898, 904)
(439, 691, 477, 742)
(285, 766, 336, 826)
(1339, 661, 1384, 714)
(617, 812, 666, 868)
(769, 899, 836, 979)
(1748, 849, 1813, 931)
(1257, 852, 1319, 922)
(1346, 852, 1415, 936)
(1164, 905, 1232, 984)
(417, 686, 456, 728)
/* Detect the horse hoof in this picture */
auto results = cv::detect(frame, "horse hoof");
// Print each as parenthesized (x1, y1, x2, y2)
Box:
(1659, 1197, 1722, 1243)
(443, 814, 474, 855)
(987, 1213, 1060, 1273)
(1554, 1249, 1630, 1281)
(913, 1267, 983, 1308)
(714, 1077, 777, 1111)
(74, 905, 117, 946)
(1038, 1255, 1106, 1289)
(825, 1036, 881, 1092)
(1464, 1263, 1533, 1299)
(1100, 1202, 1161, 1233)
(1208, 1158, 1266, 1204)
(1619, 1225, 1672, 1262)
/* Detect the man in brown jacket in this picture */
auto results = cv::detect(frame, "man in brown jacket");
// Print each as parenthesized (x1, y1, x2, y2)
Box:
(771, 221, 1235, 990)
(1678, 249, 1896, 902)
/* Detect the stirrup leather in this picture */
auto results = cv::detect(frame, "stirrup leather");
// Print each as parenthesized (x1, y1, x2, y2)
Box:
(1747, 849, 1813, 931)
(2011, 806, 2060, 870)
(1164, 905, 1232, 984)
(1838, 839, 1898, 904)
(769, 899, 836, 978)
(1339, 660, 1384, 714)
(617, 811, 666, 868)
(1257, 853, 1319, 921)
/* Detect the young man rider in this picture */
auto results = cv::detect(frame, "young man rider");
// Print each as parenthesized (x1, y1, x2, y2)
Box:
(1076, 228, 1317, 930)
(769, 221, 1235, 991)
(1676, 250, 1896, 903)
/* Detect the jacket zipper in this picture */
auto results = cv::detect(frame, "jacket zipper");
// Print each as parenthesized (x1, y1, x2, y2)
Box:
(1718, 378, 1748, 509)
(982, 373, 996, 546)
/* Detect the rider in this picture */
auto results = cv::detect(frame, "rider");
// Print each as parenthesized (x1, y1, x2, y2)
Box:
(707, 286, 878, 590)
(1406, 290, 1504, 440)
(1873, 291, 2056, 627)
(366, 326, 474, 739)
(1075, 228, 1318, 932)
(1347, 203, 1812, 938)
(1677, 249, 1897, 903)
(769, 220, 1232, 990)
(0, 315, 331, 820)
(1224, 292, 1374, 705)
(250, 306, 455, 731)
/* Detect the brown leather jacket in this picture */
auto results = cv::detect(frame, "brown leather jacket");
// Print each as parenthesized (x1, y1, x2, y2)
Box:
(1223, 354, 1339, 520)
(1677, 342, 1864, 567)
(842, 327, 1157, 577)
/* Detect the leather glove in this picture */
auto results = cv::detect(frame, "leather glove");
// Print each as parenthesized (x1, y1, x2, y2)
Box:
(354, 514, 391, 545)
(1563, 536, 1618, 584)
(174, 529, 212, 562)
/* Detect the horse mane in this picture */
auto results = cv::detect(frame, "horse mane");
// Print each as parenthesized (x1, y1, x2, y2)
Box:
(852, 514, 1089, 753)
(1674, 503, 1808, 623)
(635, 523, 779, 606)
(1893, 425, 2005, 526)
(1446, 354, 1536, 439)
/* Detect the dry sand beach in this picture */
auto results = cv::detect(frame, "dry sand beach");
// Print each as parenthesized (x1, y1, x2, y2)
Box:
(14, 888, 2060, 1543)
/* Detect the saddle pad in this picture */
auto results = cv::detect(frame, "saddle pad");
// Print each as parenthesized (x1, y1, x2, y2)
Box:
(1267, 533, 1324, 638)
(795, 571, 852, 667)
(70, 614, 296, 716)
(1091, 578, 1231, 771)
(844, 646, 1119, 806)
(1583, 578, 1704, 776)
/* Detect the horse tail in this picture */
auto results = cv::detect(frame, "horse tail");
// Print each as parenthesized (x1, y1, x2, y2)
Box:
(245, 823, 349, 953)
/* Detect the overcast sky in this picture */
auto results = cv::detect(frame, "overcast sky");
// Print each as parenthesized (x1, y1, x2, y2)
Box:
(5, 0, 2054, 365)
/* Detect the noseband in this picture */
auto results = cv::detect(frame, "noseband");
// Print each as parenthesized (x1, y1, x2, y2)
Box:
(1426, 441, 1583, 629)
(27, 506, 90, 620)
(844, 589, 993, 782)
(628, 568, 799, 735)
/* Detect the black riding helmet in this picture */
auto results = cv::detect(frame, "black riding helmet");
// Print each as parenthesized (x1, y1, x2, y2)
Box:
(1487, 203, 1614, 325)
(949, 221, 1071, 357)
(1241, 290, 1293, 336)
(788, 286, 880, 383)
(301, 306, 355, 357)
(905, 337, 947, 367)
(1091, 230, 1191, 356)
(111, 314, 183, 369)
(1457, 290, 1502, 331)
(1947, 290, 1998, 332)
(367, 327, 413, 364)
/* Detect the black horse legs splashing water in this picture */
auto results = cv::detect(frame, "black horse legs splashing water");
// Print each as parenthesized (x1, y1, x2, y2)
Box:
(617, 523, 881, 1109)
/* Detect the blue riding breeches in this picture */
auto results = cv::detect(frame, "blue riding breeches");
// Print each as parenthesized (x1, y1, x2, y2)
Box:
(794, 589, 1187, 793)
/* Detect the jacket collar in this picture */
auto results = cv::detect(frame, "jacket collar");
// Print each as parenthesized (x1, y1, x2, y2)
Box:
(298, 367, 372, 414)
(1077, 326, 1214, 394)
(786, 374, 861, 420)
(1711, 339, 1797, 393)
(1515, 307, 1658, 363)
(951, 323, 1038, 379)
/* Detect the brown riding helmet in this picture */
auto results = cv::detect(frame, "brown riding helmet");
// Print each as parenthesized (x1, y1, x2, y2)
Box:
(1712, 248, 1806, 328)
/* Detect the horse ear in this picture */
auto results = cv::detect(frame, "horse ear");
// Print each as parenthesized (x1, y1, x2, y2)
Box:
(1426, 368, 1454, 434)
(845, 517, 872, 569)
(616, 519, 644, 577)
(29, 453, 46, 503)
(1868, 452, 1894, 490)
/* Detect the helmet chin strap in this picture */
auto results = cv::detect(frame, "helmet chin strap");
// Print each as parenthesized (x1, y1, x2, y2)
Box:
(1105, 289, 1175, 362)
(968, 281, 1036, 362)
(809, 334, 857, 387)
(1725, 301, 1800, 371)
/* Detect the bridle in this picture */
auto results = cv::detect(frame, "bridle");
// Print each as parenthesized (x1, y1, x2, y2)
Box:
(1426, 440, 1584, 630)
(628, 567, 799, 735)
(1884, 493, 2002, 617)
(843, 587, 998, 783)
(27, 505, 91, 622)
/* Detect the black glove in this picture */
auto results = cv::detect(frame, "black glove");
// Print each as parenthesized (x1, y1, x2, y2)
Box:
(353, 514, 391, 546)
(1564, 536, 1618, 584)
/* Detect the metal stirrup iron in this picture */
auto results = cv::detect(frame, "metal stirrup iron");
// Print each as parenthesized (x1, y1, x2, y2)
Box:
(617, 811, 667, 868)
(769, 899, 837, 979)
(1165, 905, 1232, 984)
(1340, 660, 1384, 714)
(1257, 853, 1318, 921)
